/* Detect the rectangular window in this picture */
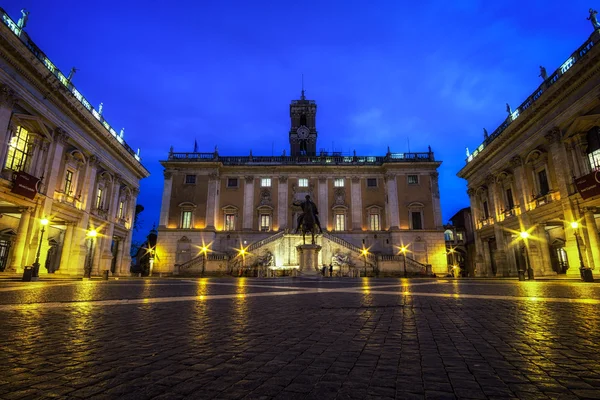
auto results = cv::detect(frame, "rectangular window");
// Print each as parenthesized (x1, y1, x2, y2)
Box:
(483, 201, 490, 219)
(5, 126, 32, 172)
(506, 188, 514, 209)
(225, 214, 235, 231)
(227, 178, 238, 188)
(335, 214, 345, 231)
(96, 188, 103, 209)
(367, 178, 377, 187)
(185, 175, 196, 184)
(334, 178, 345, 187)
(411, 211, 423, 230)
(64, 170, 74, 194)
(457, 232, 464, 241)
(408, 175, 419, 185)
(369, 214, 380, 231)
(118, 200, 124, 219)
(261, 178, 271, 187)
(589, 149, 600, 171)
(538, 169, 549, 195)
(260, 214, 271, 232)
(181, 211, 192, 229)
(298, 178, 308, 187)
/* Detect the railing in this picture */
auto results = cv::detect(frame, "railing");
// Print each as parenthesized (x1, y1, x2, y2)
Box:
(466, 32, 597, 164)
(0, 8, 144, 166)
(322, 232, 378, 262)
(248, 231, 285, 252)
(529, 190, 560, 210)
(499, 205, 520, 221)
(168, 152, 435, 165)
(377, 254, 427, 272)
(477, 217, 495, 229)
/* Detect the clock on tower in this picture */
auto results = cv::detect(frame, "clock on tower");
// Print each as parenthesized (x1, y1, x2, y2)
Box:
(289, 89, 318, 156)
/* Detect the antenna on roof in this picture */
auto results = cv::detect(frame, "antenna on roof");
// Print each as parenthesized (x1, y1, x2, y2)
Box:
(301, 74, 305, 100)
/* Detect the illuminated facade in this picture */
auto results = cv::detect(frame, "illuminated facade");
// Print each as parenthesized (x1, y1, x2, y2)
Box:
(156, 92, 448, 276)
(458, 27, 600, 278)
(0, 9, 149, 276)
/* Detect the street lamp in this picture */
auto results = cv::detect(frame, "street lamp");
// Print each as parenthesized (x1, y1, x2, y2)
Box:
(361, 248, 368, 277)
(31, 218, 49, 278)
(518, 231, 533, 281)
(570, 222, 594, 282)
(200, 244, 209, 276)
(399, 246, 408, 278)
(84, 229, 98, 278)
(238, 247, 247, 277)
(448, 247, 456, 277)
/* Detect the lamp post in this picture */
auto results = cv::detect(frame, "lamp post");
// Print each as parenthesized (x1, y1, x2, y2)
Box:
(448, 248, 456, 277)
(361, 248, 368, 277)
(238, 248, 246, 277)
(518, 231, 533, 281)
(31, 218, 49, 279)
(400, 246, 408, 278)
(571, 222, 594, 282)
(84, 229, 98, 278)
(200, 245, 209, 276)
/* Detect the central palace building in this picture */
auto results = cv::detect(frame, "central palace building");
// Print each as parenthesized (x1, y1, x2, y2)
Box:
(155, 91, 448, 276)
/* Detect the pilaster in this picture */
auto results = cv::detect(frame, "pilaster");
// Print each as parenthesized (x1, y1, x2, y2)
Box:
(0, 84, 17, 167)
(278, 176, 289, 230)
(159, 170, 173, 227)
(385, 174, 400, 230)
(10, 208, 31, 272)
(583, 207, 600, 271)
(205, 172, 219, 229)
(58, 222, 75, 274)
(430, 172, 443, 229)
(243, 175, 254, 230)
(350, 176, 362, 230)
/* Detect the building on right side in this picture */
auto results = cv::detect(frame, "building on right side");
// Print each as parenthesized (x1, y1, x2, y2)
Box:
(457, 25, 600, 279)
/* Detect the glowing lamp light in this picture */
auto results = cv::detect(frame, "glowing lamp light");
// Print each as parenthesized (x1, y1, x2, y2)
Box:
(238, 248, 246, 256)
(400, 246, 408, 254)
(40, 218, 49, 226)
(519, 231, 530, 239)
(87, 229, 98, 238)
(571, 221, 579, 229)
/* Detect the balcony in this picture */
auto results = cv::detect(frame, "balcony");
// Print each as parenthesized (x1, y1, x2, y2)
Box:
(54, 190, 81, 209)
(529, 190, 560, 210)
(498, 206, 521, 221)
(477, 217, 495, 230)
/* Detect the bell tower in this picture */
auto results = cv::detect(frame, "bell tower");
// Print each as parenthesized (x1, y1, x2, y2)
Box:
(289, 85, 317, 157)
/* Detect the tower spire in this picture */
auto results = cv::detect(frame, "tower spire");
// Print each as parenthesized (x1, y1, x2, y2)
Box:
(301, 74, 305, 100)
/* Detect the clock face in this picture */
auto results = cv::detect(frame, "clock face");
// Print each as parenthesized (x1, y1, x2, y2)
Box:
(297, 126, 310, 139)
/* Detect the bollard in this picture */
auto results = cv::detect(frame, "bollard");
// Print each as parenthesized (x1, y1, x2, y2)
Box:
(102, 270, 109, 280)
(22, 266, 33, 282)
(582, 268, 594, 282)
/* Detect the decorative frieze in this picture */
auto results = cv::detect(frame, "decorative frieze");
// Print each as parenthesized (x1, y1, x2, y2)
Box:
(544, 127, 562, 144)
(163, 170, 173, 180)
(0, 85, 17, 108)
(351, 176, 360, 184)
(509, 156, 522, 168)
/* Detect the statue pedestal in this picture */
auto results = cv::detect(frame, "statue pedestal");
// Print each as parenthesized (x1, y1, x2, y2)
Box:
(297, 244, 321, 276)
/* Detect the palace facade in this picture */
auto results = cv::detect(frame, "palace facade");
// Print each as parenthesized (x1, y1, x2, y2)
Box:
(156, 91, 448, 276)
(0, 9, 149, 276)
(458, 26, 600, 278)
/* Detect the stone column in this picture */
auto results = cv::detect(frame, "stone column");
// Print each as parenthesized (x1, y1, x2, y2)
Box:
(492, 226, 508, 276)
(278, 176, 288, 230)
(510, 156, 529, 213)
(41, 129, 68, 214)
(351, 176, 362, 230)
(99, 175, 122, 273)
(385, 174, 400, 230)
(71, 156, 100, 275)
(10, 208, 31, 272)
(583, 207, 600, 271)
(118, 190, 139, 275)
(0, 85, 17, 167)
(205, 172, 219, 229)
(58, 222, 75, 274)
(575, 135, 591, 176)
(468, 188, 484, 277)
(545, 128, 571, 197)
(243, 175, 254, 230)
(485, 175, 499, 220)
(159, 170, 173, 227)
(430, 172, 443, 229)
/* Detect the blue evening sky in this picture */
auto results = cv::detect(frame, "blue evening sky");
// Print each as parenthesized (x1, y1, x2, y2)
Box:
(3, 1, 595, 242)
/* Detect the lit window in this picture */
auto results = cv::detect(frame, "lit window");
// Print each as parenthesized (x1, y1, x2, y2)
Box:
(118, 200, 124, 219)
(185, 175, 196, 184)
(298, 178, 308, 187)
(367, 178, 377, 187)
(408, 175, 419, 185)
(227, 178, 238, 188)
(96, 188, 103, 209)
(444, 229, 454, 241)
(369, 214, 380, 231)
(589, 149, 600, 171)
(457, 232, 464, 241)
(181, 211, 192, 229)
(64, 170, 74, 194)
(261, 178, 271, 187)
(334, 178, 345, 187)
(260, 214, 271, 232)
(335, 214, 346, 231)
(225, 214, 236, 231)
(5, 126, 32, 172)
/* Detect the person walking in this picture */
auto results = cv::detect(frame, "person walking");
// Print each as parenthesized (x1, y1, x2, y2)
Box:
(329, 264, 333, 277)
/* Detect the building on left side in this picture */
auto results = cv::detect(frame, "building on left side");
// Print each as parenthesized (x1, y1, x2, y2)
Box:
(0, 9, 149, 276)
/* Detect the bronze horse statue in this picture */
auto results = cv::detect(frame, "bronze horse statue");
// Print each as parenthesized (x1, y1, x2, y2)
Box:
(293, 195, 322, 245)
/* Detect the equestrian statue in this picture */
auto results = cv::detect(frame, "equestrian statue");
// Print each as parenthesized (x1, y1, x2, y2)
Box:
(293, 195, 323, 245)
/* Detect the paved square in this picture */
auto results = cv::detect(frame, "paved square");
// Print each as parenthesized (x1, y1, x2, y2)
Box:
(1, 278, 600, 399)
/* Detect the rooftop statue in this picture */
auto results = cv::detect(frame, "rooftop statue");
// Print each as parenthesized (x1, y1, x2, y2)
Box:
(506, 103, 512, 115)
(17, 9, 29, 29)
(539, 66, 548, 80)
(588, 8, 600, 30)
(483, 128, 488, 140)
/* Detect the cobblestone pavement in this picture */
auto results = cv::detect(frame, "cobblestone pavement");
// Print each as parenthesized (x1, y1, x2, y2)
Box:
(1, 278, 600, 400)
